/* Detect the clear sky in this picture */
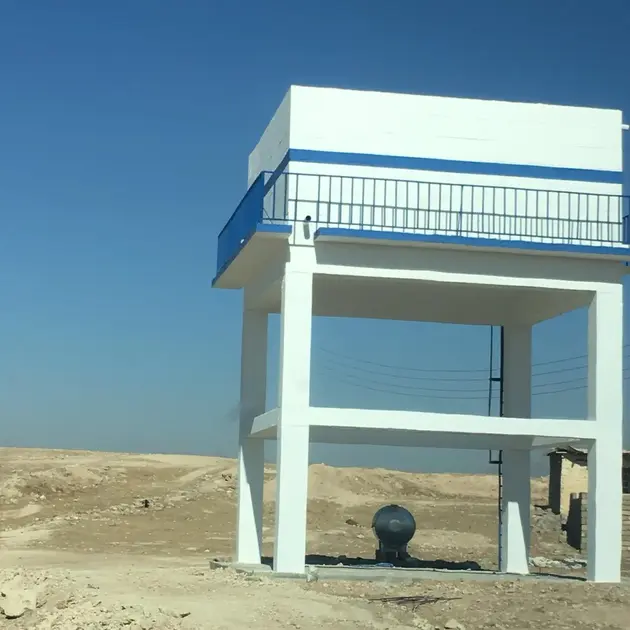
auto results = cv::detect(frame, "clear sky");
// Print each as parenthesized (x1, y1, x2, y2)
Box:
(0, 0, 628, 475)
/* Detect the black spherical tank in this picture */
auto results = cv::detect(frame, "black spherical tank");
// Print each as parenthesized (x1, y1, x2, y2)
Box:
(371, 504, 416, 563)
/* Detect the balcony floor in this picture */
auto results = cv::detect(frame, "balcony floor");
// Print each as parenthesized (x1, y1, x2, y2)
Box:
(250, 407, 595, 451)
(212, 223, 291, 288)
(212, 223, 630, 294)
(314, 227, 630, 259)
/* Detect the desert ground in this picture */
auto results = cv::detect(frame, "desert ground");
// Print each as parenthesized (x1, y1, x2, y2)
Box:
(0, 448, 628, 629)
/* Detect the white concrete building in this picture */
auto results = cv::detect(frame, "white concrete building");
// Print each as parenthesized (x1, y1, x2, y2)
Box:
(213, 86, 629, 582)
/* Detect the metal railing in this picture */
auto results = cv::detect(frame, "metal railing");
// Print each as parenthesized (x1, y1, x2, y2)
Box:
(216, 170, 630, 275)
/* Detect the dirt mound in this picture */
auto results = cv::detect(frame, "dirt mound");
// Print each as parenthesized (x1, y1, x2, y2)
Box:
(0, 465, 115, 504)
(0, 567, 188, 628)
(306, 464, 437, 505)
(0, 474, 25, 503)
(0, 563, 382, 630)
(262, 464, 518, 507)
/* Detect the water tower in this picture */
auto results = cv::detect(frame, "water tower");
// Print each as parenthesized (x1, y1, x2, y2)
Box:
(212, 86, 628, 582)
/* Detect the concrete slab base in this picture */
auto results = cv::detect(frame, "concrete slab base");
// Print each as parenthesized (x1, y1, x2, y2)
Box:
(208, 560, 584, 583)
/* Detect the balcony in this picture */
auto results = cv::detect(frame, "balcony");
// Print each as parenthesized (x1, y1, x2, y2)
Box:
(214, 170, 630, 282)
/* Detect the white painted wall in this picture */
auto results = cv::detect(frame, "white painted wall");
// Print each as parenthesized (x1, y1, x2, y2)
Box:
(249, 86, 625, 246)
(248, 90, 291, 186)
(288, 86, 623, 172)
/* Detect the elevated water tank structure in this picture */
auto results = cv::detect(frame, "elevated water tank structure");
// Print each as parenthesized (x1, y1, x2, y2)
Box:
(212, 86, 628, 582)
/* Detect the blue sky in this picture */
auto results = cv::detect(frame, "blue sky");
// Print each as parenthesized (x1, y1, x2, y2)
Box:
(0, 0, 628, 474)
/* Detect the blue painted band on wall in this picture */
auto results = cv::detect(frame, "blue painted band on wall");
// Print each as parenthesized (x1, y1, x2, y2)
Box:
(270, 148, 623, 185)
(313, 227, 630, 259)
(263, 151, 291, 193)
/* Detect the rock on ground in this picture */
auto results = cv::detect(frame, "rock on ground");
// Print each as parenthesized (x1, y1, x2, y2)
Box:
(0, 588, 37, 619)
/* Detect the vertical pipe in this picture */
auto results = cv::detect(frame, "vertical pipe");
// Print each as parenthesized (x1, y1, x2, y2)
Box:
(487, 327, 495, 417)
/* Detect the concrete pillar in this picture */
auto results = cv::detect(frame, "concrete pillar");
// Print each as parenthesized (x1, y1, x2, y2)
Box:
(587, 287, 623, 583)
(235, 307, 267, 565)
(500, 324, 532, 574)
(273, 268, 313, 574)
(501, 450, 532, 574)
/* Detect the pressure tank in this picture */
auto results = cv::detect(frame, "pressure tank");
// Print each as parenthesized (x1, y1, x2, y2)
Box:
(371, 504, 416, 562)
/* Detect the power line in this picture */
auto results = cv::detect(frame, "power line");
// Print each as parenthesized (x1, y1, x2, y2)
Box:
(315, 342, 630, 401)
(319, 365, 489, 393)
(319, 370, 630, 401)
(533, 384, 589, 396)
(317, 371, 492, 401)
(317, 358, 630, 399)
(533, 368, 629, 390)
(316, 344, 630, 375)
(319, 353, 628, 383)
(321, 355, 493, 382)
(318, 345, 493, 373)
(533, 364, 588, 378)
(320, 359, 630, 391)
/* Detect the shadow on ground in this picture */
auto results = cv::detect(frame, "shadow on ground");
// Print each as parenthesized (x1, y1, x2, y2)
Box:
(261, 555, 483, 571)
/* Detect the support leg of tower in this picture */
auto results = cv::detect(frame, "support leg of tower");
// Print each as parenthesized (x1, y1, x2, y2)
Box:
(500, 450, 531, 574)
(587, 288, 623, 583)
(273, 423, 310, 573)
(500, 324, 532, 574)
(235, 307, 267, 565)
(273, 268, 313, 574)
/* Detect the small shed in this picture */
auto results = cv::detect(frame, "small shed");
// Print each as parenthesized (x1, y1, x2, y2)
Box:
(548, 446, 630, 515)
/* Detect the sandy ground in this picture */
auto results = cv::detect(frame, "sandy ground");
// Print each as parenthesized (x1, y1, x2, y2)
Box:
(0, 447, 628, 629)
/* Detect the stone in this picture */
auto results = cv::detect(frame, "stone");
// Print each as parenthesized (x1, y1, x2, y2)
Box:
(529, 556, 560, 569)
(412, 617, 436, 629)
(444, 620, 466, 630)
(0, 588, 37, 619)
(563, 557, 587, 569)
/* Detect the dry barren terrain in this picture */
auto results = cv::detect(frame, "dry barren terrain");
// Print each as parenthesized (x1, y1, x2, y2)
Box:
(1, 448, 628, 629)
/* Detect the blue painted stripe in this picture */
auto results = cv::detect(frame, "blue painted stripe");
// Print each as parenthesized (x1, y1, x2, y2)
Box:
(213, 223, 292, 286)
(256, 222, 293, 235)
(264, 152, 290, 193)
(313, 227, 630, 259)
(285, 149, 623, 184)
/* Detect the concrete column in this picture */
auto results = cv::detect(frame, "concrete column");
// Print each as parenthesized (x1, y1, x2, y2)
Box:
(501, 450, 531, 574)
(235, 307, 267, 565)
(587, 287, 623, 583)
(273, 268, 313, 574)
(500, 324, 532, 574)
(274, 423, 310, 574)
